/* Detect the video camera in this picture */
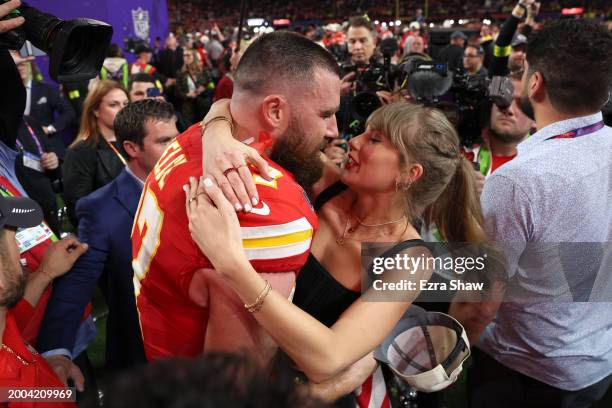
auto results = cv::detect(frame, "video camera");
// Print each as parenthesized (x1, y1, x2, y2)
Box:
(0, 1, 112, 83)
(341, 37, 400, 129)
(400, 58, 514, 145)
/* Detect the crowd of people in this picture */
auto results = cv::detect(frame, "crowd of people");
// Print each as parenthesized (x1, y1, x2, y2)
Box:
(1, 0, 612, 407)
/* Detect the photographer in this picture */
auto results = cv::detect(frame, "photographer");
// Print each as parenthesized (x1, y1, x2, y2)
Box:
(489, 0, 540, 77)
(462, 72, 534, 193)
(335, 16, 399, 143)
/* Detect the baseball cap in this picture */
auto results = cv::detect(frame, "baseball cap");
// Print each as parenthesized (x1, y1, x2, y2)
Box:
(0, 196, 43, 229)
(373, 305, 470, 392)
(511, 33, 528, 48)
(450, 31, 467, 41)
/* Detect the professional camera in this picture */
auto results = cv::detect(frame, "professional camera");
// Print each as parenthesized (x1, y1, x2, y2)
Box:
(0, 1, 112, 82)
(400, 58, 514, 145)
(342, 37, 400, 123)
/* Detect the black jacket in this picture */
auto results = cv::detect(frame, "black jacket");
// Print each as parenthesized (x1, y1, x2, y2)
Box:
(29, 81, 76, 159)
(62, 137, 125, 226)
(14, 117, 62, 234)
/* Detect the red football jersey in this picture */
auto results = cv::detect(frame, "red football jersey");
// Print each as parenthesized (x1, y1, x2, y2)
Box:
(132, 124, 317, 360)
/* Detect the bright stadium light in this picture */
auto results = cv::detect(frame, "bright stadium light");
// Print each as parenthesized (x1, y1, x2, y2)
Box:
(395, 20, 401, 25)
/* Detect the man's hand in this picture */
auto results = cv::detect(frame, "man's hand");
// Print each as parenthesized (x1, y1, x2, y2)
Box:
(323, 138, 347, 166)
(0, 0, 25, 34)
(165, 78, 176, 87)
(45, 355, 85, 392)
(41, 152, 59, 171)
(340, 72, 356, 96)
(187, 91, 197, 98)
(39, 236, 88, 280)
(309, 353, 378, 402)
(526, 1, 541, 24)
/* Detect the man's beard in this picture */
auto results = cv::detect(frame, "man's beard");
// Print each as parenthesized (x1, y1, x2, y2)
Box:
(520, 80, 536, 121)
(490, 123, 527, 144)
(270, 116, 325, 189)
(0, 266, 26, 309)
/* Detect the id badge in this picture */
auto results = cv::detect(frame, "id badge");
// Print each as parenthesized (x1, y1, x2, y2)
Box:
(15, 223, 54, 253)
(23, 151, 43, 172)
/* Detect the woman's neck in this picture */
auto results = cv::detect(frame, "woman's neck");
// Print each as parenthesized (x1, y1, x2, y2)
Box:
(351, 191, 402, 221)
(99, 125, 116, 142)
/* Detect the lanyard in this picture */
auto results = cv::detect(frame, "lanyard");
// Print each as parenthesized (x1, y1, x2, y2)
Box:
(545, 121, 604, 140)
(105, 139, 127, 166)
(16, 118, 45, 156)
(0, 183, 13, 197)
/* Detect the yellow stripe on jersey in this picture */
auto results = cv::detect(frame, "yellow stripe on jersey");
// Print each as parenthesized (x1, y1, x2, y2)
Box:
(244, 240, 312, 261)
(240, 217, 312, 239)
(243, 229, 312, 248)
(240, 217, 313, 261)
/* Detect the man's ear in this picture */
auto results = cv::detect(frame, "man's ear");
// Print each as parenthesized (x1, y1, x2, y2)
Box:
(122, 140, 140, 160)
(529, 71, 546, 103)
(260, 95, 289, 132)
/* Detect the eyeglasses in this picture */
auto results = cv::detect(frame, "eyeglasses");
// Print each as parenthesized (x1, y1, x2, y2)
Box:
(464, 54, 480, 59)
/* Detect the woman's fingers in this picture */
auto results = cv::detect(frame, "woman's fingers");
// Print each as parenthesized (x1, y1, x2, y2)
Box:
(225, 150, 252, 210)
(211, 154, 242, 211)
(201, 178, 236, 216)
(244, 146, 271, 181)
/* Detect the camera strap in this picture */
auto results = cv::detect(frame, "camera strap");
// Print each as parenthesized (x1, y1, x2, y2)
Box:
(545, 121, 604, 140)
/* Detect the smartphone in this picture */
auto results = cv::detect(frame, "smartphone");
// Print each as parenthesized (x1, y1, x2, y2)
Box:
(19, 40, 46, 58)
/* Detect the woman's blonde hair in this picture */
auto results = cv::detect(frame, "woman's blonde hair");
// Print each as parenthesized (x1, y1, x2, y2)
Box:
(367, 102, 487, 243)
(71, 80, 128, 147)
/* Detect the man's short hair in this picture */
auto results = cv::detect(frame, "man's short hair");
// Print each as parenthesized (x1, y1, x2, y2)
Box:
(128, 73, 157, 92)
(113, 99, 175, 153)
(347, 15, 375, 32)
(526, 19, 612, 113)
(234, 31, 340, 94)
(465, 45, 484, 56)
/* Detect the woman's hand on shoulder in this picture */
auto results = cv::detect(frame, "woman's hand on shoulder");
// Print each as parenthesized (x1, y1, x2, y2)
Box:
(202, 99, 271, 212)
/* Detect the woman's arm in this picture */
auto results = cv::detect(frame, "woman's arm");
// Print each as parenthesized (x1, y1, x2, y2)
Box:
(185, 178, 430, 382)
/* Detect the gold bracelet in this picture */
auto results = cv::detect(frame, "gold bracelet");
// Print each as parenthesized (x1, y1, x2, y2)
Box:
(202, 116, 234, 135)
(244, 280, 272, 313)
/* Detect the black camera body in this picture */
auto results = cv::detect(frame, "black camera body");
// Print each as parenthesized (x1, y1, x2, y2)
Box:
(0, 1, 112, 83)
(401, 58, 514, 145)
(340, 38, 400, 137)
(341, 58, 392, 122)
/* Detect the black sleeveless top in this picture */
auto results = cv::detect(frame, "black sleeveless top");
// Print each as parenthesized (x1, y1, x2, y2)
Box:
(293, 182, 428, 327)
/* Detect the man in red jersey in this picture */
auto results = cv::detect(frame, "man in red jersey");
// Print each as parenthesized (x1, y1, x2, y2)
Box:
(132, 31, 341, 362)
(0, 195, 85, 408)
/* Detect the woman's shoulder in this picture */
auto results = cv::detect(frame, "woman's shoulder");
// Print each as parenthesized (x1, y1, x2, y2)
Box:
(69, 138, 97, 152)
(65, 139, 99, 161)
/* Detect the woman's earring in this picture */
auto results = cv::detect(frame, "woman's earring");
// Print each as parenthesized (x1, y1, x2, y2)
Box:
(395, 180, 412, 191)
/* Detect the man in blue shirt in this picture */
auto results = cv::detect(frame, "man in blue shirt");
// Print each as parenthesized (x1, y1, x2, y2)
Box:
(461, 19, 612, 408)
